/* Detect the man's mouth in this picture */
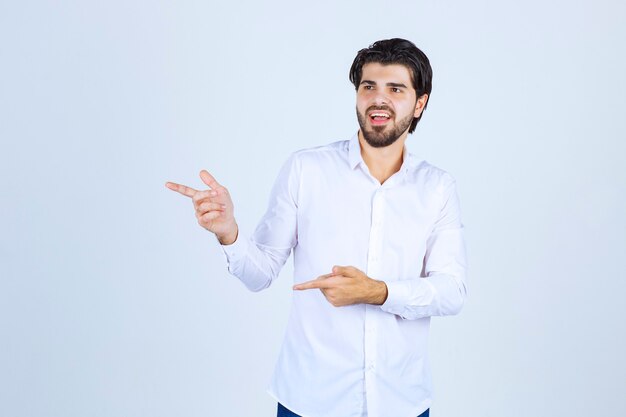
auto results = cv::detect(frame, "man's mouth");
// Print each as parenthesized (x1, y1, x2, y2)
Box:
(369, 111, 391, 125)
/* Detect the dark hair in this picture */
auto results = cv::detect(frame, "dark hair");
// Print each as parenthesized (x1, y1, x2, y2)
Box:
(349, 38, 433, 133)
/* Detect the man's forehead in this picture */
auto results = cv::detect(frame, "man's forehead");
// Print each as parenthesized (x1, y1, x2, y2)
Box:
(361, 62, 413, 83)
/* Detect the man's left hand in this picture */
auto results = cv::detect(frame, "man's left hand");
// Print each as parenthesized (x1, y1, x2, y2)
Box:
(293, 266, 388, 307)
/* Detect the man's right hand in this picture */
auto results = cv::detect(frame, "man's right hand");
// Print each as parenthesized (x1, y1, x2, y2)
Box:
(165, 170, 239, 245)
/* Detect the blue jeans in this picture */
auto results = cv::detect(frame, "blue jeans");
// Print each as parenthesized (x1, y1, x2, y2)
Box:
(277, 402, 430, 417)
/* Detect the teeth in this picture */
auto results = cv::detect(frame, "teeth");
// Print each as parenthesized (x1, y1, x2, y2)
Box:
(371, 113, 390, 118)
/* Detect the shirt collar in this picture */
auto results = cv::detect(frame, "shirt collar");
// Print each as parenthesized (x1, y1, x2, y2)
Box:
(348, 132, 420, 175)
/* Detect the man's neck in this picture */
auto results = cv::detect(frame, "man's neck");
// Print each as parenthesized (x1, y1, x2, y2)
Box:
(358, 130, 407, 185)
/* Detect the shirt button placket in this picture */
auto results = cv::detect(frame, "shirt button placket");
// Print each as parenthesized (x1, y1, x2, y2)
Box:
(364, 188, 384, 416)
(368, 189, 384, 268)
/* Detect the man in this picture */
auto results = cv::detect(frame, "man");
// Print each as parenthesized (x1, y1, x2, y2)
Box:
(166, 38, 468, 417)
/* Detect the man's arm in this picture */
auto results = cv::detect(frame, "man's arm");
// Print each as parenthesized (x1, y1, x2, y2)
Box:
(166, 153, 300, 292)
(294, 177, 468, 319)
(379, 178, 468, 319)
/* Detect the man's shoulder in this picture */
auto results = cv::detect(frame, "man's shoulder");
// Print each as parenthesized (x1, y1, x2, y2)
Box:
(412, 158, 454, 178)
(292, 139, 348, 157)
(407, 157, 457, 193)
(287, 139, 349, 166)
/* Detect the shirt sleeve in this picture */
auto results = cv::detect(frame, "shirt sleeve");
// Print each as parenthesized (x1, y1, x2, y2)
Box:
(219, 152, 300, 292)
(379, 176, 469, 320)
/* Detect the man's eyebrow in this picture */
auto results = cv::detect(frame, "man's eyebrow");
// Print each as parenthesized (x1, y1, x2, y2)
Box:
(359, 80, 408, 88)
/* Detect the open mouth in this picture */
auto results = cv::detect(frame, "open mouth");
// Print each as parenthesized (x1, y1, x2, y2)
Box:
(369, 111, 391, 125)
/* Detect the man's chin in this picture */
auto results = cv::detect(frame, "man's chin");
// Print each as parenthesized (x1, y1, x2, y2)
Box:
(362, 130, 399, 148)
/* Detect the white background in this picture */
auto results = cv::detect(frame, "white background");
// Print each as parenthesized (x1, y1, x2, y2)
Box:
(1, 1, 625, 416)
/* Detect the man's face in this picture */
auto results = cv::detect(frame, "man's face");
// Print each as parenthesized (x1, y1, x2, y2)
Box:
(356, 62, 426, 148)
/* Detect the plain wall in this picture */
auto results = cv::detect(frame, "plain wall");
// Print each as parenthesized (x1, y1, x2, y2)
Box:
(1, 1, 625, 416)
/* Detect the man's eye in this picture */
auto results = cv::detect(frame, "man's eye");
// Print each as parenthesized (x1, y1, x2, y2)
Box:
(392, 87, 402, 93)
(363, 85, 374, 90)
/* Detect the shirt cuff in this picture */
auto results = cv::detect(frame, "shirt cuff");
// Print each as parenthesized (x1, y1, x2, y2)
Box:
(219, 230, 249, 264)
(380, 278, 436, 317)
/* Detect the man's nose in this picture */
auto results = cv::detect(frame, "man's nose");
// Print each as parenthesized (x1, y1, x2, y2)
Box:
(373, 92, 389, 106)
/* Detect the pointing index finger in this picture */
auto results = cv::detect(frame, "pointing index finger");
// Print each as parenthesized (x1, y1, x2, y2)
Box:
(293, 273, 335, 290)
(293, 281, 327, 290)
(165, 181, 198, 198)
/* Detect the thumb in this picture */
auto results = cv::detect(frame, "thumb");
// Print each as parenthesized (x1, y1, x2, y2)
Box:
(199, 170, 221, 189)
(332, 265, 344, 274)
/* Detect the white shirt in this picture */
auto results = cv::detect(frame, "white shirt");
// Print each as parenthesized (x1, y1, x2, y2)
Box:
(220, 133, 468, 417)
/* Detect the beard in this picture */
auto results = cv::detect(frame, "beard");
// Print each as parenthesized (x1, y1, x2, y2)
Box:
(356, 105, 415, 148)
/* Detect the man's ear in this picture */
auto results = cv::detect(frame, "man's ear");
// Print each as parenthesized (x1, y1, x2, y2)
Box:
(414, 94, 429, 118)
